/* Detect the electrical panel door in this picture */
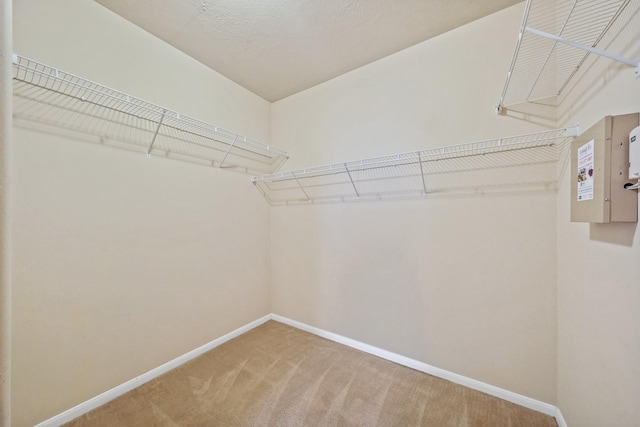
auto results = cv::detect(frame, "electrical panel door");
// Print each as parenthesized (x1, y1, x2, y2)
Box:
(570, 113, 639, 223)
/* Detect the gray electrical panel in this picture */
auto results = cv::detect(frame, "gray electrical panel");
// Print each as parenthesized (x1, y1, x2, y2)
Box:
(570, 113, 639, 223)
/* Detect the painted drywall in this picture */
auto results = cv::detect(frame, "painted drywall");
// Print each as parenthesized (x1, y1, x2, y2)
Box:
(12, 1, 639, 425)
(0, 0, 13, 424)
(555, 3, 640, 426)
(270, 3, 559, 404)
(12, 1, 272, 426)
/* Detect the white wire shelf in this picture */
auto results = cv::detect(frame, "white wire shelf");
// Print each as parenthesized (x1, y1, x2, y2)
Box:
(251, 126, 578, 205)
(497, 0, 639, 112)
(12, 54, 289, 174)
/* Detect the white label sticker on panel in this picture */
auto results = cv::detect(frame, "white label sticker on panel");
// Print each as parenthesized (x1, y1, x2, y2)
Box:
(577, 139, 594, 201)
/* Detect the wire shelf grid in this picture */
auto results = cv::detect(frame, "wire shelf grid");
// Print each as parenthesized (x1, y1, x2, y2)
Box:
(497, 0, 638, 111)
(252, 127, 577, 205)
(12, 54, 289, 174)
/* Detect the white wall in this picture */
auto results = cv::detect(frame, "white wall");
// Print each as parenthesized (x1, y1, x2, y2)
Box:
(555, 3, 640, 425)
(12, 1, 272, 426)
(270, 4, 559, 404)
(13, 1, 640, 425)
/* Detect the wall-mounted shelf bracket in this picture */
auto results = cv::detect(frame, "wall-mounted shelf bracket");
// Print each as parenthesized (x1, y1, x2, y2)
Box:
(418, 155, 428, 197)
(564, 125, 579, 137)
(292, 172, 312, 201)
(146, 109, 166, 159)
(344, 164, 360, 198)
(218, 135, 239, 168)
(525, 26, 640, 78)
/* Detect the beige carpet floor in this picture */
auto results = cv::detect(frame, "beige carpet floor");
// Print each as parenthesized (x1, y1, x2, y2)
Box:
(64, 320, 558, 426)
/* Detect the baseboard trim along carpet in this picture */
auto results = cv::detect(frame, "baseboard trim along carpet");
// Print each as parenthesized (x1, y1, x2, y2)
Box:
(555, 408, 569, 427)
(271, 315, 559, 419)
(36, 313, 567, 426)
(34, 315, 272, 427)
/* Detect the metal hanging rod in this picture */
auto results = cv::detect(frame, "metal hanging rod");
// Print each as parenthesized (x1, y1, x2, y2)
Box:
(496, 0, 638, 113)
(251, 126, 578, 205)
(12, 54, 289, 174)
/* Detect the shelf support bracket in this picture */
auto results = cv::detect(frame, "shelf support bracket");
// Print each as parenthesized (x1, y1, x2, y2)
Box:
(146, 109, 166, 159)
(564, 125, 580, 137)
(525, 27, 640, 78)
(291, 172, 311, 201)
(219, 135, 238, 169)
(418, 154, 428, 197)
(344, 164, 360, 198)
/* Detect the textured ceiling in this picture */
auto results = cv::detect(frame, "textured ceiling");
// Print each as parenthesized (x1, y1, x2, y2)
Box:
(95, 0, 522, 102)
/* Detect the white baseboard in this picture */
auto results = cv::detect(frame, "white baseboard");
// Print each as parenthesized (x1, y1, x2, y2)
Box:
(272, 314, 559, 418)
(36, 313, 567, 426)
(34, 314, 272, 427)
(555, 407, 569, 427)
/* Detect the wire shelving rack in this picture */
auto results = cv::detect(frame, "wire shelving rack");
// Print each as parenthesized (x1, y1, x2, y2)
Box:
(12, 54, 289, 174)
(251, 126, 578, 205)
(496, 0, 639, 112)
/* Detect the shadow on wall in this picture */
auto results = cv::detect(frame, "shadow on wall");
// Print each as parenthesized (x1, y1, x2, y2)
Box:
(498, 99, 558, 129)
(590, 221, 638, 247)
